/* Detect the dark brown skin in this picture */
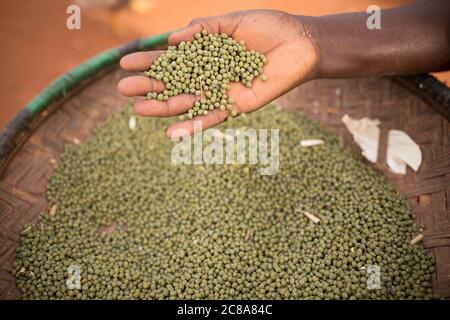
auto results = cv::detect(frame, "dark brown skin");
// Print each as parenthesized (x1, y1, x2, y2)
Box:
(307, 0, 450, 78)
(118, 1, 450, 137)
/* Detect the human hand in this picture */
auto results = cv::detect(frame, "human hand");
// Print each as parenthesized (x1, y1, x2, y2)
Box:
(117, 10, 318, 137)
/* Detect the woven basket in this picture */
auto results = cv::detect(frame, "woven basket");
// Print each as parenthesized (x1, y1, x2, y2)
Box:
(0, 34, 449, 299)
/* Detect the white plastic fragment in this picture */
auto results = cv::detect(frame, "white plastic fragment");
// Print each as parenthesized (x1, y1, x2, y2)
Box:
(342, 114, 380, 163)
(386, 130, 422, 174)
(300, 139, 325, 147)
(129, 116, 137, 130)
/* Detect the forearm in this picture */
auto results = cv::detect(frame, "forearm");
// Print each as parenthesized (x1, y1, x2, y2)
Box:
(302, 1, 450, 79)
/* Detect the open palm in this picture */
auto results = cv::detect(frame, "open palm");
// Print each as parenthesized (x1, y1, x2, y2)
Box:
(118, 10, 318, 137)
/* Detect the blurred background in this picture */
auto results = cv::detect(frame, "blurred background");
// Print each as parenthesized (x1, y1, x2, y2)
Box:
(0, 0, 448, 130)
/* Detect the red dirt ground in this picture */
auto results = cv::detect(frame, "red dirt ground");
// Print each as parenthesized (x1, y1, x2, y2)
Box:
(0, 0, 448, 130)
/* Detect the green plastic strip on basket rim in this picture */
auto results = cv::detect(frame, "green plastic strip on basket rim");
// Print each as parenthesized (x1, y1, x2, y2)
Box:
(26, 31, 173, 116)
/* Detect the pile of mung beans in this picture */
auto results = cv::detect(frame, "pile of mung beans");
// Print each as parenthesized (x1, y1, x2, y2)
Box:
(13, 105, 435, 300)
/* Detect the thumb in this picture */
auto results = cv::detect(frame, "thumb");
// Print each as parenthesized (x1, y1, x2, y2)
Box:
(168, 15, 225, 45)
(168, 23, 205, 45)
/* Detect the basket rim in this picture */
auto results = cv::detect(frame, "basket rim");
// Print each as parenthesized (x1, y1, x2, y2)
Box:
(0, 31, 449, 171)
(0, 32, 172, 170)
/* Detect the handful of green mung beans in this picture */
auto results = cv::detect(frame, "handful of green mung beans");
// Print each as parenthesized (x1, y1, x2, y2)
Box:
(143, 29, 267, 119)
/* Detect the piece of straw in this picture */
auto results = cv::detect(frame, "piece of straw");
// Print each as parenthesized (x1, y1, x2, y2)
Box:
(410, 233, 424, 245)
(296, 209, 321, 224)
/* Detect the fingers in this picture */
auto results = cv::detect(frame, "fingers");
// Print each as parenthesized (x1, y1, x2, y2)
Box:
(120, 51, 165, 71)
(134, 94, 199, 117)
(117, 76, 165, 97)
(167, 109, 229, 138)
(168, 17, 221, 45)
(169, 12, 244, 46)
(168, 24, 204, 45)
